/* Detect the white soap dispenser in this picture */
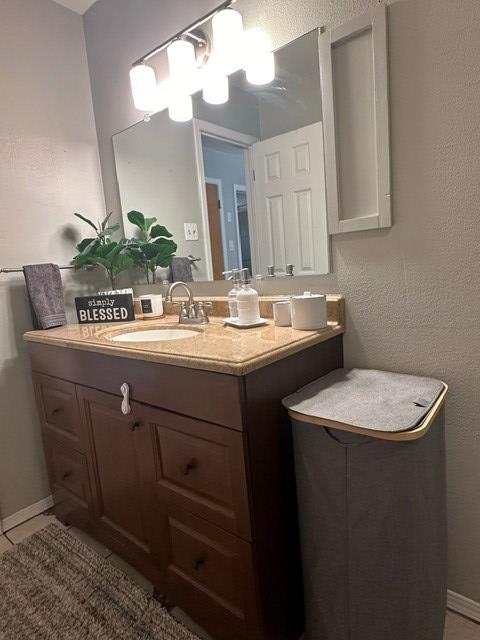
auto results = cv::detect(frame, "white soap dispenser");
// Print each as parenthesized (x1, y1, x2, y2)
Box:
(237, 268, 261, 325)
(225, 269, 242, 319)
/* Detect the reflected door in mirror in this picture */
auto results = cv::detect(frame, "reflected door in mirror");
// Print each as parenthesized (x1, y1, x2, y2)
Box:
(205, 182, 226, 280)
(252, 122, 329, 276)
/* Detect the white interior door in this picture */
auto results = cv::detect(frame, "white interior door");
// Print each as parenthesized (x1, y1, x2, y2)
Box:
(251, 122, 329, 276)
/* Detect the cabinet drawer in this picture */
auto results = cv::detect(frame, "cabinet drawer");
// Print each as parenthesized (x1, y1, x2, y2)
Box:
(33, 373, 83, 450)
(44, 437, 92, 510)
(145, 406, 251, 540)
(160, 507, 259, 640)
(28, 343, 244, 430)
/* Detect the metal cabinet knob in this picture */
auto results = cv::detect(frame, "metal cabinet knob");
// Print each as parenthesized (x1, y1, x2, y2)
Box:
(194, 558, 205, 571)
(184, 460, 196, 475)
(130, 420, 142, 432)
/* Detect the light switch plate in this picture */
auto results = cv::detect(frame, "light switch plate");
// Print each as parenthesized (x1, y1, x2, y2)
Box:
(184, 223, 199, 241)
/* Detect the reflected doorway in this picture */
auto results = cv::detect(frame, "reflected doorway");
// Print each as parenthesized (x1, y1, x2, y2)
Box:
(198, 123, 256, 278)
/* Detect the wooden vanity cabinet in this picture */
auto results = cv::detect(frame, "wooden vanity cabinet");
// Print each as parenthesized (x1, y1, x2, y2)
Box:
(29, 335, 343, 640)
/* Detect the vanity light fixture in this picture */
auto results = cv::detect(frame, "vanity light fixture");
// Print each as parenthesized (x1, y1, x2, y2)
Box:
(211, 7, 244, 74)
(167, 39, 197, 89)
(168, 93, 194, 122)
(129, 63, 159, 112)
(129, 0, 275, 122)
(203, 73, 229, 105)
(244, 29, 275, 85)
(167, 38, 197, 120)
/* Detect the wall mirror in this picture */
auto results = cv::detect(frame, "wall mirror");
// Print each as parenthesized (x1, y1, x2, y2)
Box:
(113, 29, 330, 282)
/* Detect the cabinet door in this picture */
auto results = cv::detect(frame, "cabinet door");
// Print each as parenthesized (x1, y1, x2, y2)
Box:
(33, 373, 84, 450)
(77, 386, 157, 564)
(320, 4, 391, 233)
(159, 506, 260, 640)
(43, 435, 94, 525)
(143, 405, 251, 540)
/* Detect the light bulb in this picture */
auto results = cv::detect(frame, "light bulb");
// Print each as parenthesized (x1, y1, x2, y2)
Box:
(129, 64, 158, 111)
(203, 73, 229, 105)
(244, 29, 275, 85)
(168, 93, 193, 122)
(212, 8, 244, 74)
(167, 39, 197, 92)
(246, 51, 275, 85)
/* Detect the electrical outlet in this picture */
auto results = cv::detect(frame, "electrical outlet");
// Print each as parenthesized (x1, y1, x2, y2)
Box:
(227, 211, 232, 223)
(184, 223, 199, 241)
(229, 240, 235, 252)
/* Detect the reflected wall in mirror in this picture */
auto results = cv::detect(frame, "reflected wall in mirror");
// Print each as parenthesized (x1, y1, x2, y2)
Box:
(113, 30, 330, 283)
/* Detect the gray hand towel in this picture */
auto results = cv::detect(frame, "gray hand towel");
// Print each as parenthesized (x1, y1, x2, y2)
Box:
(23, 263, 67, 329)
(170, 257, 193, 283)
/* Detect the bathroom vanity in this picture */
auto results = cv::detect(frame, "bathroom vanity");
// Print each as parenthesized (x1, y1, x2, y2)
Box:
(24, 297, 344, 640)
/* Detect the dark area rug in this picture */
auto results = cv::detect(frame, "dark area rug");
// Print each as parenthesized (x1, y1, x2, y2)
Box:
(0, 524, 200, 640)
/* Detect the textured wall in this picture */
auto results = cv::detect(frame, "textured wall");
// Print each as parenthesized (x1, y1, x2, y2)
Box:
(0, 0, 105, 519)
(84, 0, 480, 601)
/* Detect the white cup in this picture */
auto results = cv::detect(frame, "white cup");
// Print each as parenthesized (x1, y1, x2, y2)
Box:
(139, 294, 163, 318)
(273, 300, 292, 326)
(291, 291, 327, 330)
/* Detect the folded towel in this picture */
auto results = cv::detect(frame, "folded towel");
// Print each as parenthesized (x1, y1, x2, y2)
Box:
(170, 257, 193, 283)
(23, 263, 67, 329)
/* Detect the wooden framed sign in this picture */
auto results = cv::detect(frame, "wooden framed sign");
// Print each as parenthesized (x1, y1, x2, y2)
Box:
(75, 294, 135, 324)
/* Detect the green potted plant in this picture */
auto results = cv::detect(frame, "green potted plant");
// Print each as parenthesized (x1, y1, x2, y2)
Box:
(72, 212, 133, 290)
(125, 210, 177, 284)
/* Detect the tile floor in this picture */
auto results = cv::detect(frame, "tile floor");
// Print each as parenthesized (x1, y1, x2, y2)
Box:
(0, 513, 478, 640)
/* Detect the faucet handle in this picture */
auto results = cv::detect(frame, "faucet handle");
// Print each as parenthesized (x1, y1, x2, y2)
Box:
(196, 301, 212, 323)
(172, 300, 189, 319)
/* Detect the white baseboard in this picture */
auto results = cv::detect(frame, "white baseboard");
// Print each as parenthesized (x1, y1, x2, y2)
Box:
(448, 590, 480, 623)
(1, 496, 54, 533)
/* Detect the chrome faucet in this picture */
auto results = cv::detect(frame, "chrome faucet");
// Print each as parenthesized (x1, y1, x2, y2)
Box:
(254, 264, 295, 280)
(166, 281, 212, 325)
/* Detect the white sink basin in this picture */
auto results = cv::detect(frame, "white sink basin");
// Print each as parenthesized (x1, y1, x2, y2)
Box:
(110, 328, 200, 343)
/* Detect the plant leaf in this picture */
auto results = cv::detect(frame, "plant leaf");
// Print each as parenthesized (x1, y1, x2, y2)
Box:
(150, 224, 173, 239)
(77, 238, 101, 257)
(128, 249, 145, 267)
(91, 257, 111, 271)
(156, 253, 174, 268)
(99, 224, 120, 237)
(73, 254, 95, 269)
(152, 237, 177, 251)
(154, 242, 177, 267)
(94, 242, 117, 258)
(112, 254, 134, 275)
(74, 213, 99, 233)
(101, 212, 114, 230)
(144, 217, 157, 231)
(141, 243, 163, 260)
(127, 210, 146, 230)
(76, 237, 96, 253)
(104, 243, 125, 259)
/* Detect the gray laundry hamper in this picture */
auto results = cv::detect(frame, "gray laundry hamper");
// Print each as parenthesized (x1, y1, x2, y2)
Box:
(283, 368, 448, 640)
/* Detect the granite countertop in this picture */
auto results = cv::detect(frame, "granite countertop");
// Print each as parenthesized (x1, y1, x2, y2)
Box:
(24, 295, 345, 376)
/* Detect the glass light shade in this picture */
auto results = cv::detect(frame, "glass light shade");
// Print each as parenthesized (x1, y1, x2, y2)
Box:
(203, 73, 229, 105)
(246, 51, 275, 85)
(244, 29, 275, 85)
(167, 39, 197, 91)
(129, 64, 158, 111)
(168, 93, 193, 122)
(212, 8, 244, 73)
